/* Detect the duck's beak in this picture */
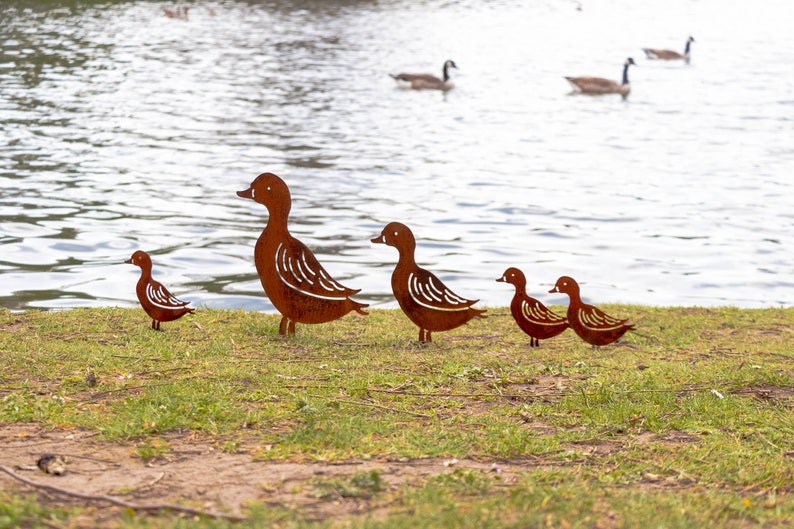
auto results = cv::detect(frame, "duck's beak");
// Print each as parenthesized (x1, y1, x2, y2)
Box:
(236, 186, 253, 199)
(124, 258, 132, 264)
(496, 276, 506, 283)
(370, 234, 385, 244)
(548, 286, 559, 293)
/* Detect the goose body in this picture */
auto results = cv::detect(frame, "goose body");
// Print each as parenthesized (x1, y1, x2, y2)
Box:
(497, 268, 568, 347)
(372, 222, 485, 342)
(237, 172, 368, 336)
(163, 6, 189, 19)
(126, 250, 194, 330)
(549, 276, 634, 346)
(390, 60, 457, 91)
(643, 36, 695, 63)
(565, 58, 636, 99)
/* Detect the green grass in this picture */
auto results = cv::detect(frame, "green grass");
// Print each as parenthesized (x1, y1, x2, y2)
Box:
(0, 306, 793, 528)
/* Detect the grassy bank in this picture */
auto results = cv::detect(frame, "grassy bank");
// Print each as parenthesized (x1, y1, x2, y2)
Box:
(0, 306, 793, 528)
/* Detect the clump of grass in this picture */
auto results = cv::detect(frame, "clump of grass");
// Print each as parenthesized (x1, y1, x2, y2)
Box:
(311, 470, 385, 500)
(135, 437, 171, 462)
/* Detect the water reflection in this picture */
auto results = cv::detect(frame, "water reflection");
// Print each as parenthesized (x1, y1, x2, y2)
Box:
(0, 0, 793, 311)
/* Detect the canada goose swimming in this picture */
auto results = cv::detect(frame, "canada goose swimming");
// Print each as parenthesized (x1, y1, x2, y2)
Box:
(390, 60, 458, 91)
(565, 57, 636, 99)
(163, 6, 189, 19)
(643, 36, 695, 63)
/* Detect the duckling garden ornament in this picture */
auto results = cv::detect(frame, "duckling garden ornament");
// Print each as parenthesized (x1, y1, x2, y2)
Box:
(371, 222, 486, 342)
(497, 267, 569, 347)
(237, 172, 368, 336)
(549, 276, 634, 346)
(126, 250, 194, 330)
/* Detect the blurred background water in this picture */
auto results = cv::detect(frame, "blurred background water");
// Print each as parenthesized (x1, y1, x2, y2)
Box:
(1, 0, 792, 312)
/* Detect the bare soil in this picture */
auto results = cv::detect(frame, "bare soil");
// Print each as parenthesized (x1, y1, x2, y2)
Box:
(0, 423, 526, 522)
(0, 421, 706, 525)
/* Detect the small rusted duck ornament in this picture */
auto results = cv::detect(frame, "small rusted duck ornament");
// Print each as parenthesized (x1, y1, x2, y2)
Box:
(371, 222, 486, 342)
(549, 276, 634, 346)
(126, 250, 194, 330)
(497, 267, 568, 347)
(237, 172, 368, 336)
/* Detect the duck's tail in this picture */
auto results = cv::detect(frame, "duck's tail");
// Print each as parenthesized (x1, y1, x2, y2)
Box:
(353, 301, 369, 316)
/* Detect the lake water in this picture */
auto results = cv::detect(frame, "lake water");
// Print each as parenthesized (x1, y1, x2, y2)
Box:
(1, 0, 793, 312)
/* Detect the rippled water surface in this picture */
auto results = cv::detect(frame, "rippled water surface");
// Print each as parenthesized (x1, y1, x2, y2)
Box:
(1, 0, 793, 311)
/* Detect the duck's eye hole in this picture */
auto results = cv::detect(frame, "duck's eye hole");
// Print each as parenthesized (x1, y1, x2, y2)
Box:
(266, 186, 271, 191)
(393, 231, 398, 237)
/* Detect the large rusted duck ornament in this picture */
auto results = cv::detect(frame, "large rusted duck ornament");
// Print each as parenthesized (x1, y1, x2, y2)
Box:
(497, 267, 568, 347)
(125, 250, 194, 330)
(371, 222, 486, 342)
(549, 276, 634, 346)
(237, 172, 368, 336)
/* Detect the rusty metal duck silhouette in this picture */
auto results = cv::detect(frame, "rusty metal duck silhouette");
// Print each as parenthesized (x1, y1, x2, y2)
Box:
(126, 250, 194, 330)
(497, 267, 568, 347)
(371, 222, 486, 342)
(237, 172, 368, 336)
(549, 276, 634, 346)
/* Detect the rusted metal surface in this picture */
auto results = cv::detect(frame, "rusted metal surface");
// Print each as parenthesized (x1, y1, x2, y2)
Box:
(371, 221, 485, 342)
(497, 267, 568, 347)
(549, 276, 634, 346)
(237, 172, 368, 336)
(126, 250, 194, 330)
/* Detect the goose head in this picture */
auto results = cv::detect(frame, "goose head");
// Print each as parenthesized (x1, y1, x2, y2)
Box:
(442, 59, 458, 80)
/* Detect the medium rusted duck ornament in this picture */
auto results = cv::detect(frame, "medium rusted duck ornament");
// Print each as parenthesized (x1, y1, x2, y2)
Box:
(549, 276, 634, 346)
(497, 267, 568, 347)
(371, 222, 486, 342)
(125, 250, 194, 330)
(237, 172, 368, 336)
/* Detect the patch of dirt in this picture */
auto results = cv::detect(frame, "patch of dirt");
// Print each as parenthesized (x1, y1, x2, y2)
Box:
(654, 430, 701, 444)
(0, 423, 524, 522)
(730, 384, 794, 402)
(0, 422, 733, 524)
